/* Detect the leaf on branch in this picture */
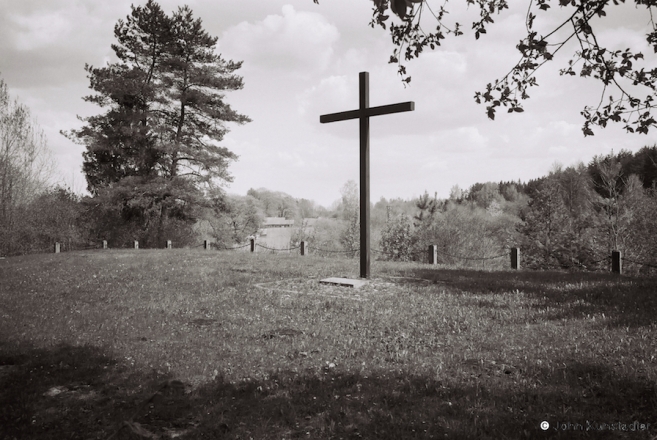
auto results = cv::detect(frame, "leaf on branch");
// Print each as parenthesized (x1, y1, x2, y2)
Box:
(560, 66, 576, 76)
(391, 0, 408, 19)
(487, 106, 496, 120)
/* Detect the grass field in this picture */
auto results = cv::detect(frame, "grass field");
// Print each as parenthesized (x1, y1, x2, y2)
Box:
(0, 249, 656, 439)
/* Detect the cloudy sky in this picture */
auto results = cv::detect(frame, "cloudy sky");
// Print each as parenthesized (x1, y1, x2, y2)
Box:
(1, 0, 655, 207)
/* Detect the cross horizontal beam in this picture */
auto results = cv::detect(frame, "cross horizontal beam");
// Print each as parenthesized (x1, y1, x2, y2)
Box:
(320, 102, 415, 124)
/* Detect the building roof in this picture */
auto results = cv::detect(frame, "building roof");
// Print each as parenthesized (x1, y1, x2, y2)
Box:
(263, 217, 295, 227)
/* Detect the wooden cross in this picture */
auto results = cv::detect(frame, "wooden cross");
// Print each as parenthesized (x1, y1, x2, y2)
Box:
(320, 71, 415, 278)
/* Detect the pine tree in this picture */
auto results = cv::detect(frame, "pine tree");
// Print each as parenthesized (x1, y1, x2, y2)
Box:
(65, 1, 250, 246)
(519, 176, 570, 269)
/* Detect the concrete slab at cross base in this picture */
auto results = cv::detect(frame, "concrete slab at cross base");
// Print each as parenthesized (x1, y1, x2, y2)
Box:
(319, 277, 368, 289)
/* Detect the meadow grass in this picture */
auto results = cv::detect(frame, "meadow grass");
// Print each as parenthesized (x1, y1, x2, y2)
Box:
(0, 249, 656, 439)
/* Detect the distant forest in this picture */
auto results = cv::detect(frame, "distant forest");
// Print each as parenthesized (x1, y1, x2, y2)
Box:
(237, 146, 657, 274)
(3, 145, 657, 274)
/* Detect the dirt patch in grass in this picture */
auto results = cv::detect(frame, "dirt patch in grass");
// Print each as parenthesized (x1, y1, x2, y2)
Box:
(254, 277, 412, 302)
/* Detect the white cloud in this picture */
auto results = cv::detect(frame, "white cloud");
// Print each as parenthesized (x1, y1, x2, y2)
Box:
(297, 74, 351, 116)
(548, 145, 568, 154)
(416, 127, 489, 154)
(9, 11, 72, 51)
(421, 159, 448, 171)
(277, 151, 305, 168)
(220, 4, 339, 75)
(548, 120, 580, 137)
(597, 26, 652, 55)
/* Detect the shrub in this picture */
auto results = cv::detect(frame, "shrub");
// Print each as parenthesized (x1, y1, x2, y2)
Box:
(380, 213, 417, 261)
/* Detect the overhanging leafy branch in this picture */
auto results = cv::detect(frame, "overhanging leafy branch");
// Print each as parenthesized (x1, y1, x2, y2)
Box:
(315, 0, 657, 135)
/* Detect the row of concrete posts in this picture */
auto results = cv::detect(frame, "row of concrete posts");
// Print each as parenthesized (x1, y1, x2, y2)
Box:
(201, 242, 624, 273)
(53, 241, 625, 274)
(54, 240, 172, 253)
(426, 245, 522, 270)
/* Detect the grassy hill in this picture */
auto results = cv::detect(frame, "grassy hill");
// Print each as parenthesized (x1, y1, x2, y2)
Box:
(1, 249, 656, 439)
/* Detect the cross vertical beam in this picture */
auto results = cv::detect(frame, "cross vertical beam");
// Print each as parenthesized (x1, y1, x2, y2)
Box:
(320, 71, 414, 279)
(359, 72, 370, 279)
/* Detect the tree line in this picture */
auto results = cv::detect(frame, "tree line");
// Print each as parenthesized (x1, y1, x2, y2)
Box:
(368, 146, 657, 274)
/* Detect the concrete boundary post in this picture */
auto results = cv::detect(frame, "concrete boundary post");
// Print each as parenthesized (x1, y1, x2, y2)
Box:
(54, 242, 60, 253)
(428, 245, 437, 265)
(511, 247, 520, 270)
(103, 240, 107, 249)
(612, 250, 622, 274)
(134, 241, 139, 249)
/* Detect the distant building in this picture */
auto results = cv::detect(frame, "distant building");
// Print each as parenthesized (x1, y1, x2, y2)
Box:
(262, 217, 295, 228)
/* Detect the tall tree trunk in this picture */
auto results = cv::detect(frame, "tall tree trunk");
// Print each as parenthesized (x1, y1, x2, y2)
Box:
(157, 204, 167, 245)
